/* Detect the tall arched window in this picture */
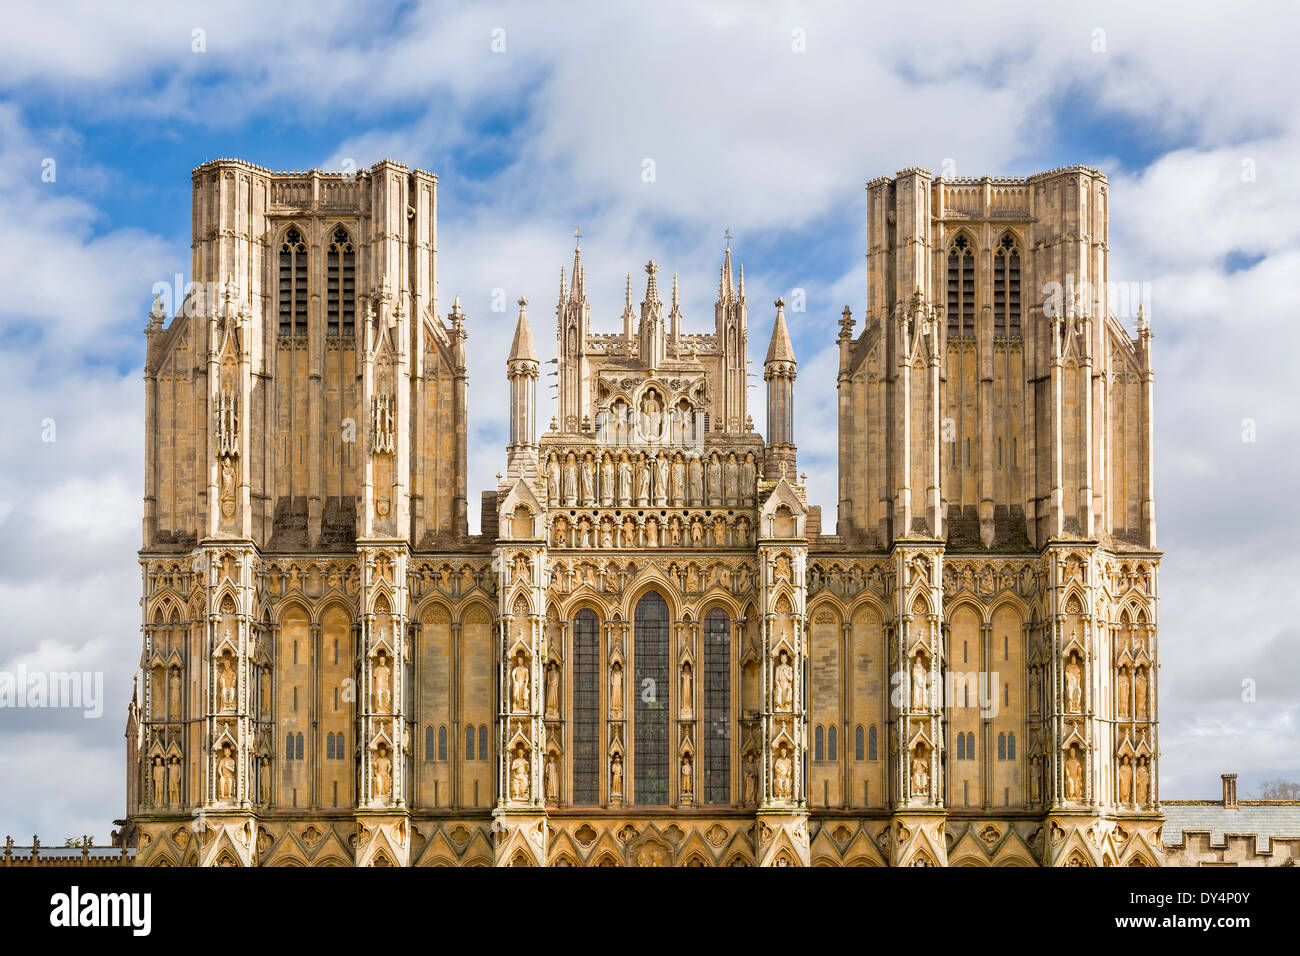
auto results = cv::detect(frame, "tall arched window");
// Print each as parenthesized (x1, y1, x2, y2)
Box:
(326, 732, 335, 760)
(1007, 732, 1016, 760)
(478, 724, 488, 761)
(572, 609, 600, 805)
(828, 725, 838, 762)
(814, 725, 825, 762)
(703, 608, 730, 804)
(327, 227, 355, 334)
(285, 733, 294, 760)
(634, 591, 670, 805)
(998, 732, 1007, 761)
(437, 725, 447, 762)
(957, 732, 966, 760)
(868, 725, 878, 761)
(465, 724, 475, 761)
(946, 234, 975, 338)
(295, 732, 304, 761)
(855, 725, 865, 761)
(966, 732, 976, 760)
(994, 232, 1021, 337)
(425, 726, 435, 761)
(278, 226, 308, 334)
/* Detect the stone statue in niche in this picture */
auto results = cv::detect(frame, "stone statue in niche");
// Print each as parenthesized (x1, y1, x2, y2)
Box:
(707, 454, 722, 504)
(1117, 668, 1131, 718)
(372, 743, 392, 800)
(610, 753, 624, 799)
(168, 667, 181, 717)
(671, 456, 685, 505)
(645, 514, 659, 548)
(545, 661, 560, 718)
(372, 649, 392, 712)
(563, 455, 577, 504)
(547, 455, 560, 505)
(510, 744, 530, 800)
(910, 654, 928, 710)
(637, 455, 651, 504)
(510, 651, 530, 712)
(743, 752, 758, 805)
(1135, 668, 1148, 717)
(577, 515, 592, 548)
(669, 515, 682, 545)
(217, 742, 236, 801)
(1136, 758, 1150, 805)
(741, 454, 756, 504)
(609, 662, 624, 717)
(654, 454, 668, 504)
(621, 514, 636, 548)
(1065, 750, 1083, 800)
(580, 454, 595, 503)
(152, 756, 165, 806)
(259, 757, 270, 805)
(680, 662, 693, 718)
(772, 742, 793, 800)
(724, 455, 739, 502)
(681, 753, 693, 796)
(168, 757, 181, 807)
(217, 657, 236, 711)
(545, 752, 560, 803)
(600, 519, 613, 549)
(774, 649, 795, 711)
(911, 751, 929, 795)
(1119, 755, 1133, 804)
(688, 456, 703, 504)
(618, 454, 632, 505)
(600, 455, 614, 505)
(1065, 658, 1082, 711)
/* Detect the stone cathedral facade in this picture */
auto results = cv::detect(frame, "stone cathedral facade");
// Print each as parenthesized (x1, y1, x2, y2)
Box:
(129, 159, 1163, 867)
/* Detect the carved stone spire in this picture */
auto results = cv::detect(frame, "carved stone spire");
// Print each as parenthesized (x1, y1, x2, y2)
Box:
(622, 272, 634, 339)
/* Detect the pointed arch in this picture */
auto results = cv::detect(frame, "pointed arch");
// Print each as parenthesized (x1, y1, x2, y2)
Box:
(633, 589, 671, 806)
(946, 231, 977, 338)
(326, 224, 356, 335)
(571, 607, 601, 806)
(994, 230, 1022, 337)
(278, 223, 308, 334)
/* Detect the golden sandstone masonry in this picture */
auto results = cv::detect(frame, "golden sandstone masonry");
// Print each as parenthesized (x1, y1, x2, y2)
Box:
(125, 157, 1244, 867)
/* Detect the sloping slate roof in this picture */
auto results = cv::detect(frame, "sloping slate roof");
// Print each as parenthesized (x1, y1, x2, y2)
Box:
(1162, 802, 1300, 851)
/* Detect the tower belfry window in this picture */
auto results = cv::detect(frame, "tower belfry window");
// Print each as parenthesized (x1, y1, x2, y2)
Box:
(327, 227, 355, 335)
(994, 233, 1021, 337)
(946, 234, 975, 338)
(279, 227, 308, 334)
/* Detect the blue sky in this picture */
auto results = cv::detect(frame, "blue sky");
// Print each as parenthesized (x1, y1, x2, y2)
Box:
(0, 0, 1297, 840)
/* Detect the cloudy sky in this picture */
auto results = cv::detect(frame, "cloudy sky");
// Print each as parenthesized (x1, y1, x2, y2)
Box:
(0, 1, 1295, 841)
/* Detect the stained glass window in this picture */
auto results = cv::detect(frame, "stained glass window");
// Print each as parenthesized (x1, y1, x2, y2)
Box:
(634, 592, 670, 805)
(703, 609, 730, 804)
(572, 610, 600, 805)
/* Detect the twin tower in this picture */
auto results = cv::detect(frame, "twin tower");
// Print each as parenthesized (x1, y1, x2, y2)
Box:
(129, 158, 1161, 867)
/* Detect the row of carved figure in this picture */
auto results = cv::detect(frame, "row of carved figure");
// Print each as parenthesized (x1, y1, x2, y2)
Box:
(1027, 751, 1153, 806)
(1030, 658, 1151, 717)
(545, 449, 758, 509)
(505, 741, 795, 805)
(551, 511, 753, 549)
(506, 648, 797, 719)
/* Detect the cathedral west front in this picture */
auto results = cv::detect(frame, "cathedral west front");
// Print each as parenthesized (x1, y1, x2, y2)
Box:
(128, 159, 1164, 866)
